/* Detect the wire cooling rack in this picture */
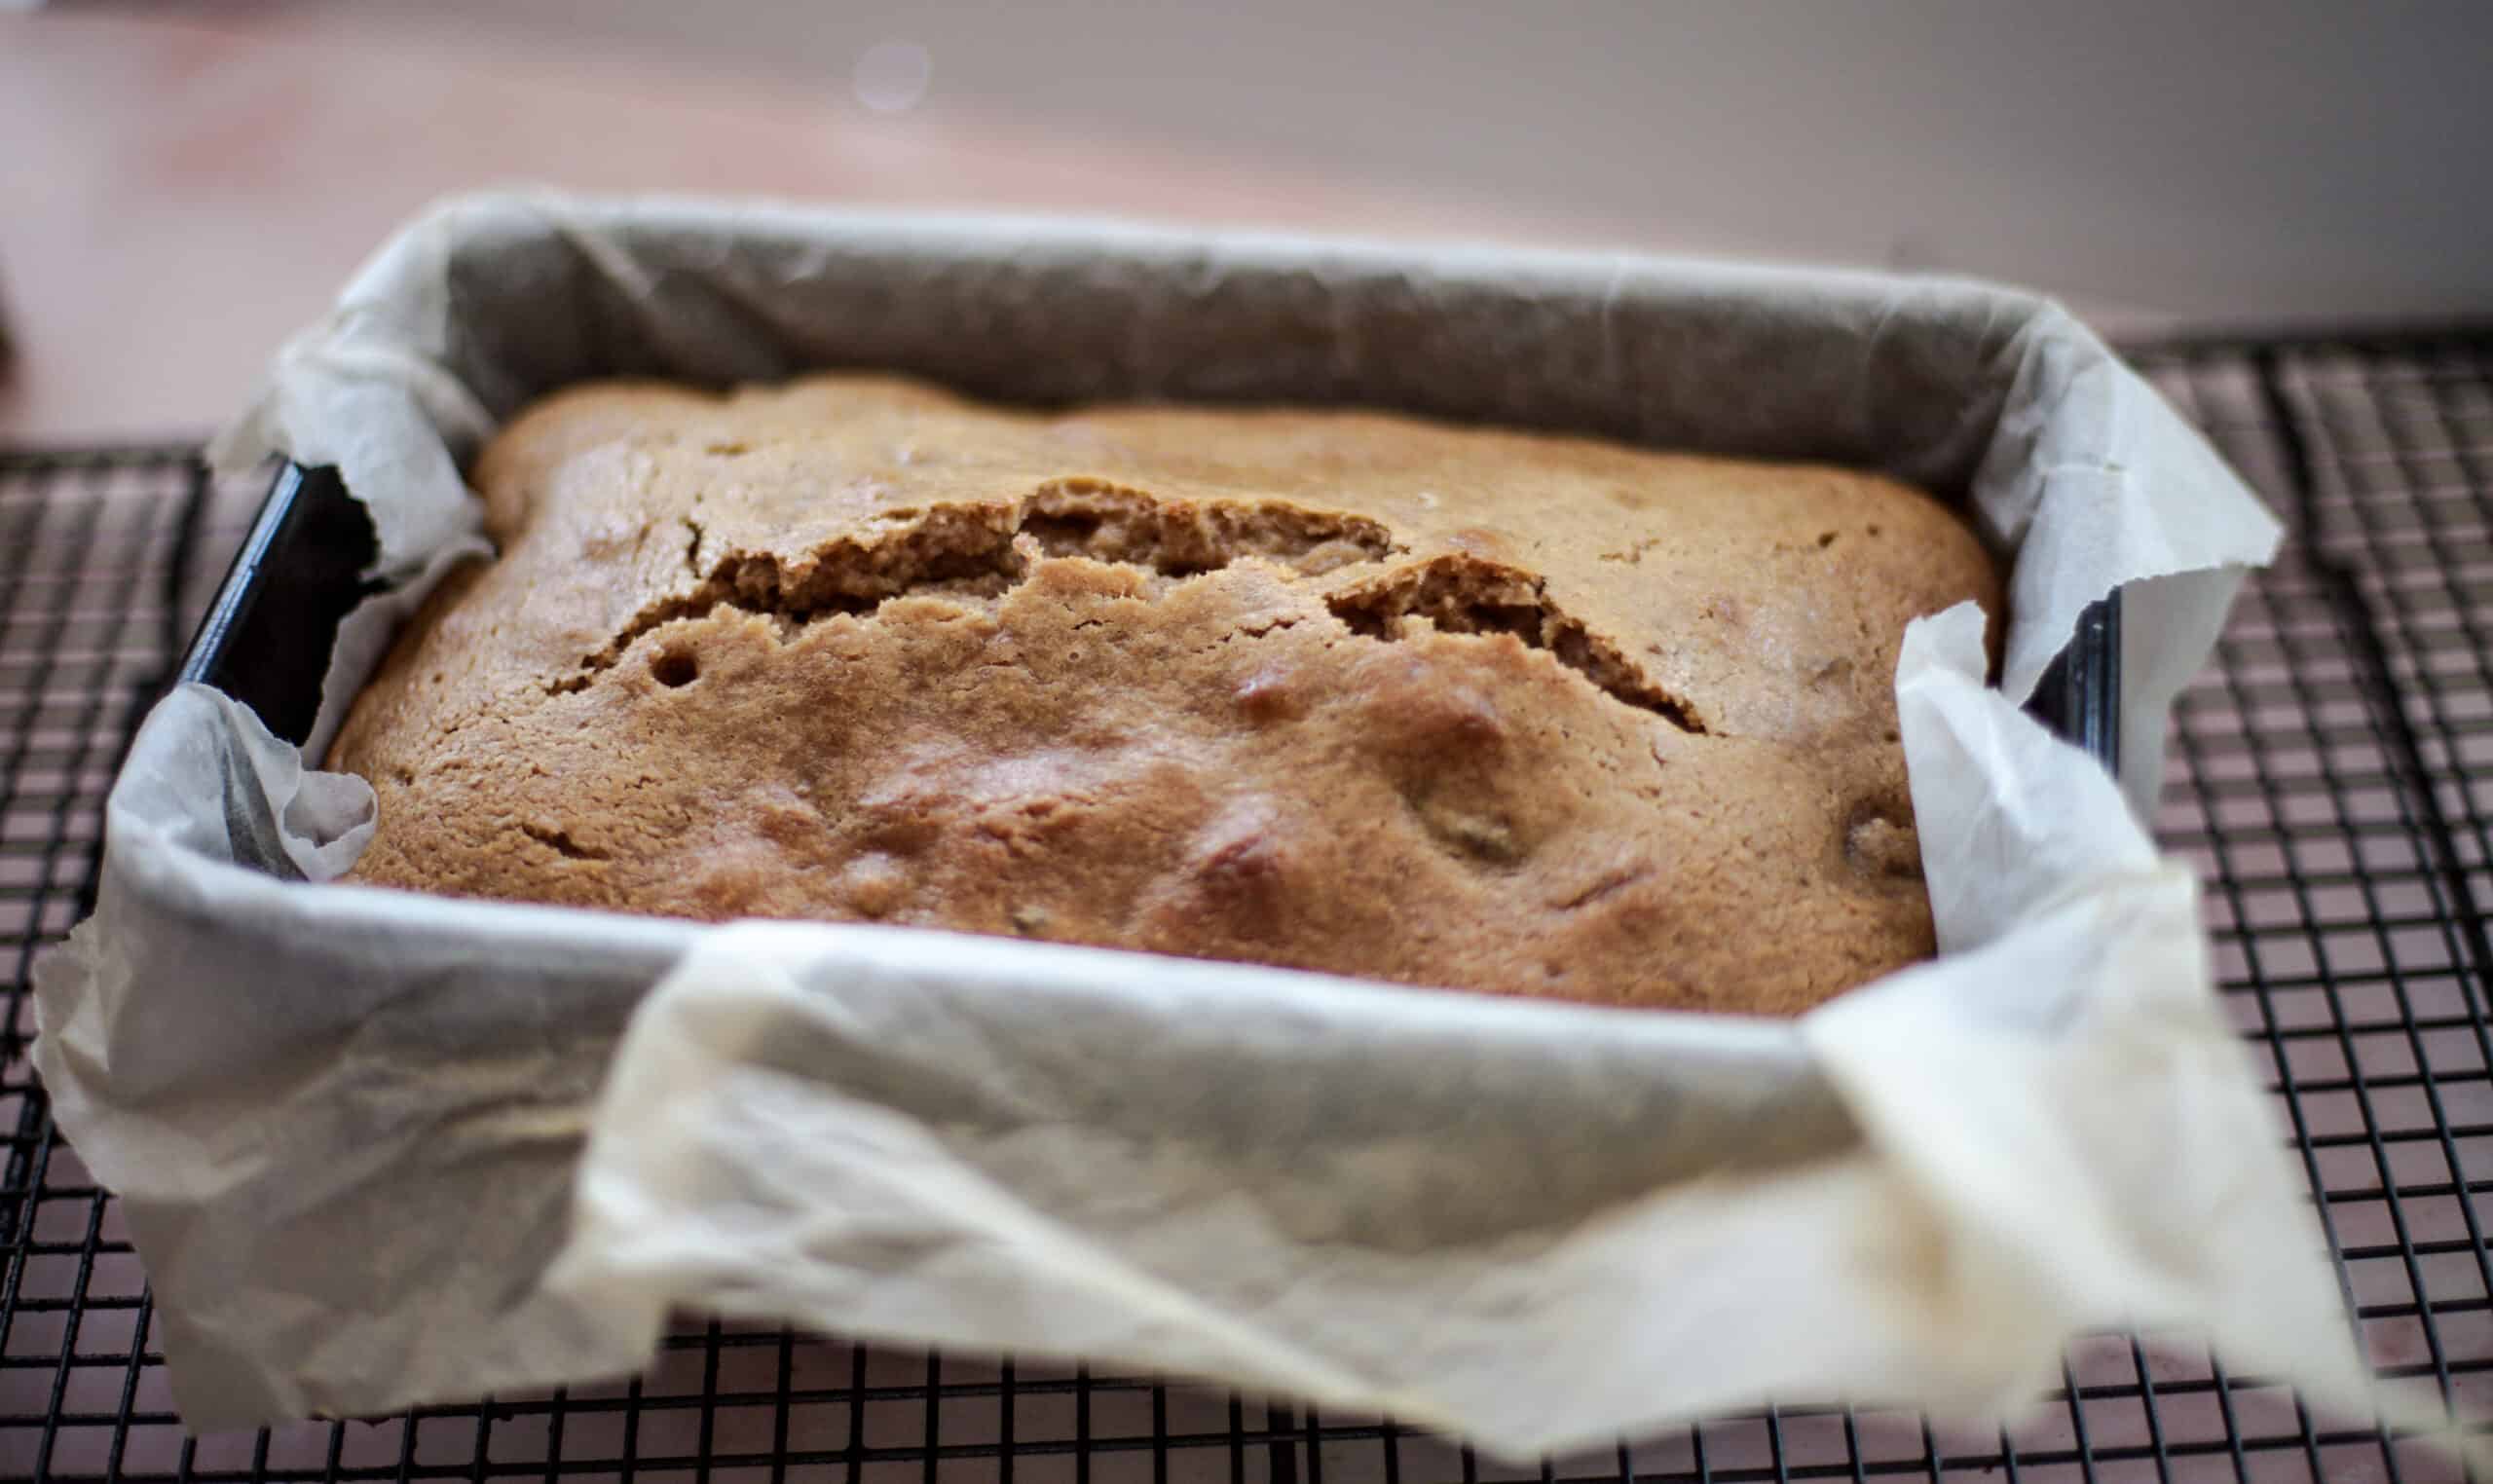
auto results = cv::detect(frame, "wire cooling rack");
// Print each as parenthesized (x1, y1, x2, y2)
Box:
(2, 334, 2488, 1484)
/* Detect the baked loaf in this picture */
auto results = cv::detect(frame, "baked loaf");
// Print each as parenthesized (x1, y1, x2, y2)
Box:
(330, 375, 2001, 1014)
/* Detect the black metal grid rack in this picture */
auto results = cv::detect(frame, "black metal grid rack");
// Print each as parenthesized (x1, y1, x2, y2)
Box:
(1, 334, 2488, 1484)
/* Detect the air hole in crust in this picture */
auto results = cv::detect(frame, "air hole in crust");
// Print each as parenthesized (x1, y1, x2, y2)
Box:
(652, 649, 700, 687)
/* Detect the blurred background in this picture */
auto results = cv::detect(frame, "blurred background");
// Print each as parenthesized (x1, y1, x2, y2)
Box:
(4, 0, 2489, 443)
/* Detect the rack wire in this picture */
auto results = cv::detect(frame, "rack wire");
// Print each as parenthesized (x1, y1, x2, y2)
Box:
(1, 334, 2487, 1483)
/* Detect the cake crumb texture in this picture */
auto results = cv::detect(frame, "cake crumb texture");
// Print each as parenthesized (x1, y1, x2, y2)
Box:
(329, 374, 2002, 1015)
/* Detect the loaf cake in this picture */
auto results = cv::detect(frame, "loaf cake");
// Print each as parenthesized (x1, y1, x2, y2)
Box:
(328, 374, 2001, 1014)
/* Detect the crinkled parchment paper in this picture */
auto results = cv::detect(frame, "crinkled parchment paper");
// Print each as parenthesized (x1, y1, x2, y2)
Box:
(37, 192, 2431, 1457)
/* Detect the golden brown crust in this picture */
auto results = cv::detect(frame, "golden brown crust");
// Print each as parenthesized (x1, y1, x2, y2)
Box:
(329, 374, 2002, 1015)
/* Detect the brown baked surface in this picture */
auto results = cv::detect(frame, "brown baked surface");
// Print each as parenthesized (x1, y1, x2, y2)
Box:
(328, 374, 2001, 1015)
